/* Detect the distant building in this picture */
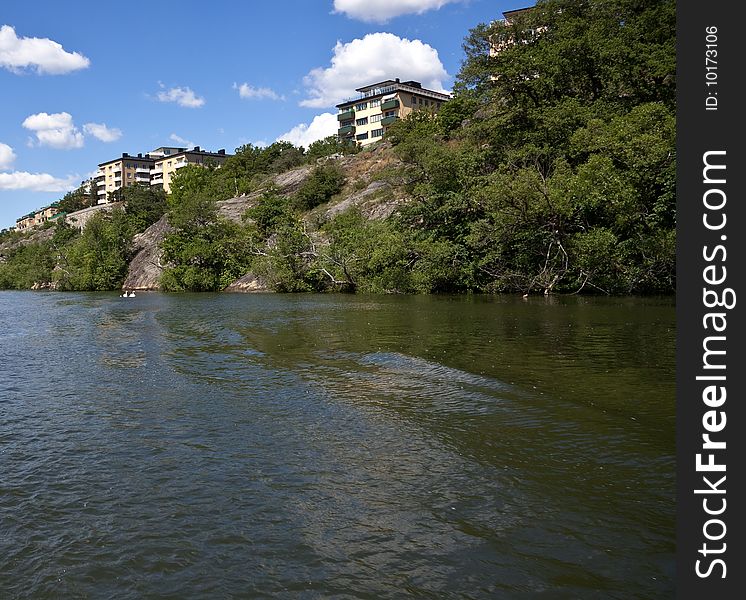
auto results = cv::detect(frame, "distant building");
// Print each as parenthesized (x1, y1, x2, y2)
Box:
(336, 79, 451, 147)
(489, 5, 542, 57)
(15, 204, 62, 231)
(96, 152, 157, 204)
(95, 146, 232, 200)
(150, 147, 230, 193)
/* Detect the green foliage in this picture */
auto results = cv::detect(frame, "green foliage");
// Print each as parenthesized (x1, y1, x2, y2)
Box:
(0, 241, 57, 289)
(245, 189, 295, 237)
(57, 184, 92, 214)
(120, 184, 168, 231)
(306, 136, 357, 161)
(1, 0, 675, 296)
(56, 210, 134, 291)
(161, 219, 254, 292)
(161, 191, 254, 292)
(293, 164, 346, 211)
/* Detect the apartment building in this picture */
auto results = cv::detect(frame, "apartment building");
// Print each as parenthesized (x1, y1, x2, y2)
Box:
(94, 146, 231, 201)
(150, 147, 229, 193)
(15, 204, 63, 231)
(489, 5, 540, 57)
(96, 153, 157, 204)
(336, 79, 451, 147)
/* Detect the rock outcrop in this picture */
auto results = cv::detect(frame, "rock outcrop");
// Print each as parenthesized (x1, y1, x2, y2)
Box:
(223, 272, 270, 293)
(117, 148, 408, 292)
(121, 215, 174, 291)
(66, 202, 123, 230)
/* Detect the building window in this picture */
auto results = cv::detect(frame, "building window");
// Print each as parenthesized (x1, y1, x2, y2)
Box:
(371, 128, 384, 138)
(341, 120, 353, 127)
(354, 102, 368, 111)
(370, 98, 381, 107)
(356, 117, 368, 126)
(356, 132, 368, 141)
(370, 113, 384, 123)
(384, 110, 397, 117)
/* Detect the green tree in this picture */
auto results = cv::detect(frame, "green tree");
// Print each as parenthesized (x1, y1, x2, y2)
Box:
(293, 164, 346, 211)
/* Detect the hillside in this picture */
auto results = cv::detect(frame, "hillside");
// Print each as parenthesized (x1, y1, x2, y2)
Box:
(122, 146, 406, 291)
(0, 0, 675, 296)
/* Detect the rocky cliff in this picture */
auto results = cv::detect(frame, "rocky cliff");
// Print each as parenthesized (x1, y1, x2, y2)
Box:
(121, 144, 406, 292)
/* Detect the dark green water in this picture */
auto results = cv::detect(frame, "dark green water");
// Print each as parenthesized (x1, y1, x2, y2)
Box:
(0, 292, 674, 598)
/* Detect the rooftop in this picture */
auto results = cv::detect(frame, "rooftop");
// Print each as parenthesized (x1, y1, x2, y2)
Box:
(337, 78, 451, 108)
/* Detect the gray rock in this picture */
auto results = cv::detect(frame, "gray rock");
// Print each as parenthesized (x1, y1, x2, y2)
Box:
(121, 215, 174, 290)
(65, 202, 123, 230)
(224, 272, 271, 293)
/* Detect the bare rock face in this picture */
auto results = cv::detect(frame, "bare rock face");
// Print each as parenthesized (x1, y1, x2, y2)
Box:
(65, 202, 123, 230)
(223, 272, 271, 293)
(271, 165, 313, 194)
(324, 180, 404, 221)
(0, 227, 55, 260)
(217, 165, 314, 223)
(121, 215, 174, 290)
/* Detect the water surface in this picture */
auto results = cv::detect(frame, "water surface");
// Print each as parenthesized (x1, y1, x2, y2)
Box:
(0, 292, 675, 598)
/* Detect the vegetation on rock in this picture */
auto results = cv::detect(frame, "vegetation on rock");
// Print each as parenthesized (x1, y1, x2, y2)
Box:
(0, 0, 675, 295)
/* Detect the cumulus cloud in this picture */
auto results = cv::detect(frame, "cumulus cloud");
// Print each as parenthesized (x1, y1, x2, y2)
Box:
(169, 133, 195, 149)
(0, 142, 16, 170)
(333, 0, 461, 23)
(83, 122, 122, 142)
(233, 82, 284, 101)
(0, 24, 90, 74)
(277, 113, 338, 148)
(301, 33, 448, 108)
(156, 84, 205, 108)
(22, 112, 84, 149)
(0, 171, 77, 192)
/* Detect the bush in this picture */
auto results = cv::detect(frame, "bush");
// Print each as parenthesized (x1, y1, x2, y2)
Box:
(293, 164, 346, 211)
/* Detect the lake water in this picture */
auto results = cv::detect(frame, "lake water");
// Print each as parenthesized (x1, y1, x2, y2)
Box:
(0, 292, 675, 598)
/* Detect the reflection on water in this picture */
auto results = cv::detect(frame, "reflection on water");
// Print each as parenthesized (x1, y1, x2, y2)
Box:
(0, 291, 674, 598)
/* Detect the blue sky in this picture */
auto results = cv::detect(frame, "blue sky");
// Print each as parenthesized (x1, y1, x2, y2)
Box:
(0, 0, 525, 229)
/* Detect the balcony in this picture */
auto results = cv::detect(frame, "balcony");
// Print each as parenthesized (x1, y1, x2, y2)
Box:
(136, 167, 151, 174)
(381, 115, 399, 126)
(381, 98, 400, 111)
(338, 125, 355, 137)
(337, 109, 354, 121)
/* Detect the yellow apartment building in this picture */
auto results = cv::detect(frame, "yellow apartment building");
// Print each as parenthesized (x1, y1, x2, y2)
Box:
(150, 147, 230, 193)
(336, 79, 451, 147)
(15, 205, 62, 231)
(94, 146, 231, 200)
(489, 6, 540, 57)
(96, 153, 157, 204)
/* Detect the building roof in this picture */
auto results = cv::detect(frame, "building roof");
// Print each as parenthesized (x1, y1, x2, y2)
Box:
(98, 153, 157, 167)
(337, 79, 450, 108)
(502, 6, 534, 20)
(153, 147, 230, 162)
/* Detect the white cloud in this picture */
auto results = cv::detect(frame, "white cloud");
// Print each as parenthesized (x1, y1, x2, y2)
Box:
(233, 82, 284, 101)
(0, 24, 90, 75)
(0, 171, 77, 192)
(169, 133, 195, 149)
(333, 0, 461, 23)
(277, 113, 338, 148)
(156, 85, 205, 108)
(301, 33, 448, 108)
(0, 142, 16, 170)
(83, 122, 122, 142)
(22, 112, 84, 149)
